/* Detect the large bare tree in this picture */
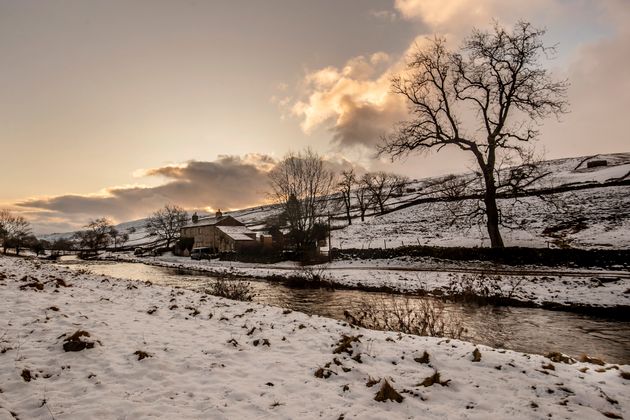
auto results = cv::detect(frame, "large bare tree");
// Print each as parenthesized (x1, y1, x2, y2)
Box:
(379, 21, 568, 247)
(268, 148, 334, 251)
(146, 204, 188, 248)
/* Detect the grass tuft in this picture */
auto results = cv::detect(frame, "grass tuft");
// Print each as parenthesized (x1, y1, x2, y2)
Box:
(374, 379, 404, 403)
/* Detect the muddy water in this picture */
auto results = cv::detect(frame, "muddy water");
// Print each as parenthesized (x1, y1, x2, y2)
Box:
(58, 259, 630, 364)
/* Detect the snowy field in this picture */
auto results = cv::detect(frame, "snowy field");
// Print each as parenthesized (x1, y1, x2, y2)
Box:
(104, 253, 630, 309)
(1, 255, 628, 419)
(332, 185, 630, 249)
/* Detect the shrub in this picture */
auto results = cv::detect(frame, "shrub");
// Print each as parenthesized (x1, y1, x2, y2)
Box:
(344, 296, 465, 339)
(206, 278, 254, 301)
(283, 266, 333, 289)
(446, 273, 524, 303)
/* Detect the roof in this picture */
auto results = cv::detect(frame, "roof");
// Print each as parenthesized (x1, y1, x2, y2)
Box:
(216, 225, 256, 242)
(184, 215, 236, 228)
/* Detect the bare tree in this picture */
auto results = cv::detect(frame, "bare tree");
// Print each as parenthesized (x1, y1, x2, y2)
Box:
(109, 228, 130, 251)
(73, 218, 114, 254)
(362, 172, 409, 214)
(119, 232, 130, 248)
(109, 227, 120, 250)
(145, 204, 188, 248)
(380, 21, 568, 247)
(52, 238, 75, 255)
(354, 178, 374, 222)
(429, 174, 477, 200)
(0, 210, 32, 255)
(0, 209, 11, 254)
(268, 148, 334, 251)
(336, 169, 356, 225)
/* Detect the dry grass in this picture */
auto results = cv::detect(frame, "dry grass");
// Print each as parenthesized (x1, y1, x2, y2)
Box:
(134, 350, 152, 360)
(417, 371, 450, 387)
(207, 279, 254, 301)
(344, 296, 465, 339)
(374, 379, 403, 403)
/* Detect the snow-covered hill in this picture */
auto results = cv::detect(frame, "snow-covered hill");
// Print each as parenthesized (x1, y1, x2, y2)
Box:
(42, 153, 630, 250)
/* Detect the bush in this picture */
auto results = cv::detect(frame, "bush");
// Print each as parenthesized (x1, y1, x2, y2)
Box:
(446, 273, 524, 303)
(283, 266, 333, 289)
(206, 278, 254, 301)
(344, 295, 465, 339)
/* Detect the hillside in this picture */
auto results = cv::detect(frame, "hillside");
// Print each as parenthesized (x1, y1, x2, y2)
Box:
(42, 153, 630, 250)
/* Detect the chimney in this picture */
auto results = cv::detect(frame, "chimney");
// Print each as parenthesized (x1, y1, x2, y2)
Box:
(192, 212, 199, 224)
(215, 209, 222, 218)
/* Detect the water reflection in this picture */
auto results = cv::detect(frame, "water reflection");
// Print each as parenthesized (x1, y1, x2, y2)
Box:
(57, 259, 630, 364)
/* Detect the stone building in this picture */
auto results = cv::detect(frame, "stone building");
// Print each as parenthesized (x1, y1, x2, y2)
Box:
(180, 210, 258, 252)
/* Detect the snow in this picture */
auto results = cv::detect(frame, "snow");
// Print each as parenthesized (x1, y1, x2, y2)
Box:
(1, 255, 628, 419)
(216, 225, 257, 241)
(332, 185, 630, 249)
(101, 253, 630, 309)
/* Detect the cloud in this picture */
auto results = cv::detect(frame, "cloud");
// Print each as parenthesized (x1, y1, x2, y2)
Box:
(393, 0, 555, 31)
(285, 0, 628, 165)
(289, 52, 408, 149)
(15, 154, 277, 233)
(541, 0, 630, 156)
(13, 153, 369, 234)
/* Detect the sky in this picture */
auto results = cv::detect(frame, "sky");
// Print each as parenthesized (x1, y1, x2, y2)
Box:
(0, 0, 628, 234)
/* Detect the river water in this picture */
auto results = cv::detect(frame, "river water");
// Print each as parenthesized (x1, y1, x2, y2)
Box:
(58, 259, 630, 364)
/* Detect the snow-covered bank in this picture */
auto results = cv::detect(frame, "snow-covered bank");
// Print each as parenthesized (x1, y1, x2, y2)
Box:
(101, 253, 630, 310)
(1, 255, 628, 419)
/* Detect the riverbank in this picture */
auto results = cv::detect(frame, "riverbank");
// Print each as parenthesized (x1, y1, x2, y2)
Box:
(99, 252, 630, 314)
(1, 255, 629, 419)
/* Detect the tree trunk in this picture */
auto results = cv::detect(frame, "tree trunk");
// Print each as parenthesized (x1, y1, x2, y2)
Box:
(484, 186, 504, 248)
(345, 206, 352, 225)
(377, 198, 384, 214)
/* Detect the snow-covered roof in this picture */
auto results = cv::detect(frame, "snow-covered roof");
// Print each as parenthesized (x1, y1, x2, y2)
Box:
(184, 215, 234, 228)
(216, 225, 256, 241)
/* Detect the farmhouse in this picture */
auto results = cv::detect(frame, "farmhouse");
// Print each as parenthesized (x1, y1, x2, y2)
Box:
(180, 211, 258, 252)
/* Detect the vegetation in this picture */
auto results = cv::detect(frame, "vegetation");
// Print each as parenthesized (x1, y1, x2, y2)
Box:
(268, 149, 333, 254)
(336, 169, 356, 225)
(73, 218, 114, 255)
(0, 209, 32, 255)
(336, 170, 408, 223)
(380, 21, 568, 248)
(344, 295, 465, 339)
(207, 278, 254, 301)
(145, 204, 188, 249)
(361, 172, 408, 214)
(109, 228, 130, 250)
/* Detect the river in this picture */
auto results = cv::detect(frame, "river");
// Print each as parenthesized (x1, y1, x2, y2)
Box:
(58, 259, 630, 364)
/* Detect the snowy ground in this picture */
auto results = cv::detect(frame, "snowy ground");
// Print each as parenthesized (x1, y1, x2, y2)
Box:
(102, 253, 630, 310)
(1, 255, 628, 419)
